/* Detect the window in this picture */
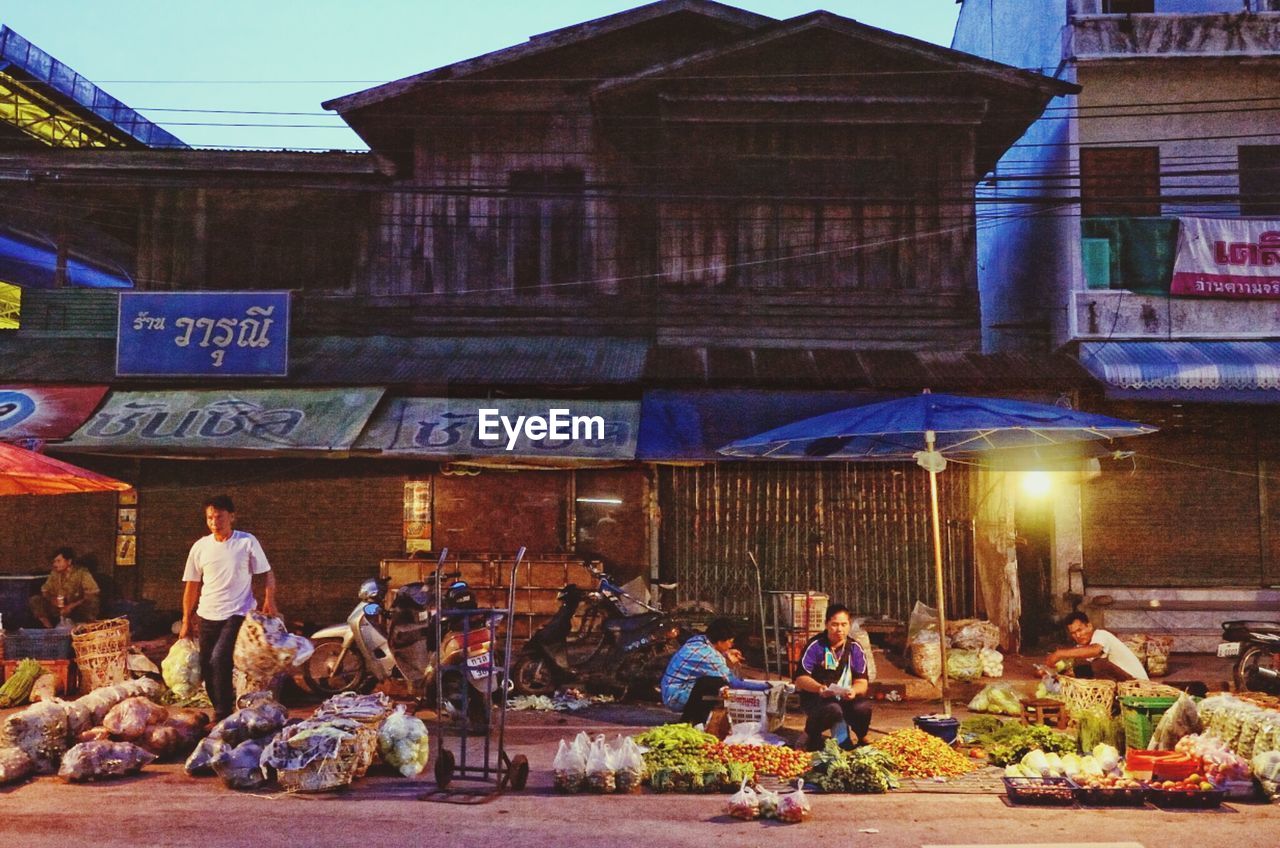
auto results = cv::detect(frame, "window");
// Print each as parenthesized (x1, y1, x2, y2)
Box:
(507, 169, 585, 293)
(1101, 0, 1154, 13)
(1080, 147, 1161, 217)
(1239, 146, 1280, 217)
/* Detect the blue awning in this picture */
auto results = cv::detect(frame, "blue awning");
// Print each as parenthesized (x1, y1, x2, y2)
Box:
(0, 230, 133, 289)
(1079, 341, 1280, 404)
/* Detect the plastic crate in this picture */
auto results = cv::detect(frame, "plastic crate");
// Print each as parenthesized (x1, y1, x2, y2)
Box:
(1, 658, 74, 696)
(1145, 784, 1226, 809)
(9, 628, 73, 660)
(723, 687, 786, 732)
(1119, 695, 1177, 750)
(1002, 776, 1077, 805)
(1072, 782, 1147, 807)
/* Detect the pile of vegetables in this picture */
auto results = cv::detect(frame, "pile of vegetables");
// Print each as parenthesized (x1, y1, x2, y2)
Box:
(1003, 743, 1121, 780)
(876, 728, 977, 779)
(966, 683, 1025, 717)
(804, 739, 898, 793)
(963, 719, 1076, 767)
(702, 741, 811, 780)
(1174, 733, 1251, 783)
(632, 724, 751, 792)
(0, 659, 45, 708)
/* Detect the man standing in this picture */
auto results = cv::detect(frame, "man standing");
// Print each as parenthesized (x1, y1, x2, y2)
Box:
(179, 494, 278, 720)
(29, 547, 100, 628)
(1047, 611, 1148, 682)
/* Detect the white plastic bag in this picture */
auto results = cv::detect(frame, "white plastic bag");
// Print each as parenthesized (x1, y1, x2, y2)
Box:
(724, 721, 769, 747)
(776, 779, 812, 823)
(552, 738, 587, 793)
(726, 777, 759, 819)
(162, 638, 202, 699)
(585, 735, 615, 793)
(614, 735, 646, 793)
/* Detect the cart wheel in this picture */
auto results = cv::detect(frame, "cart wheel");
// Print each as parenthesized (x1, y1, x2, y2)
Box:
(509, 755, 529, 791)
(434, 745, 455, 789)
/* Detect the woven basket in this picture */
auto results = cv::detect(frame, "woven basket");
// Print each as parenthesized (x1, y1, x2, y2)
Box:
(1059, 675, 1117, 719)
(1118, 679, 1182, 699)
(276, 726, 374, 793)
(70, 617, 130, 692)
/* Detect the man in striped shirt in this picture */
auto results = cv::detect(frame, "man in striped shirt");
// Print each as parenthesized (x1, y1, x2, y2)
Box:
(661, 618, 771, 726)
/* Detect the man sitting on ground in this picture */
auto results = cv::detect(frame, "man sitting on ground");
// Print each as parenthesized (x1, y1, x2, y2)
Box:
(1046, 611, 1148, 682)
(29, 546, 100, 628)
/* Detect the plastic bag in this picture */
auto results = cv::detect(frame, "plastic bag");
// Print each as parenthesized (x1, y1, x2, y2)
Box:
(1148, 692, 1202, 751)
(209, 699, 287, 747)
(906, 601, 940, 647)
(185, 736, 229, 776)
(212, 737, 269, 790)
(552, 738, 587, 793)
(57, 740, 156, 782)
(726, 777, 759, 819)
(967, 682, 1024, 716)
(377, 705, 431, 778)
(776, 779, 811, 823)
(948, 619, 1001, 651)
(614, 736, 646, 793)
(0, 746, 35, 785)
(724, 721, 769, 747)
(103, 697, 169, 740)
(756, 784, 781, 819)
(979, 648, 1004, 678)
(162, 638, 202, 699)
(584, 735, 616, 793)
(0, 700, 69, 774)
(850, 618, 877, 683)
(946, 649, 983, 682)
(909, 636, 941, 685)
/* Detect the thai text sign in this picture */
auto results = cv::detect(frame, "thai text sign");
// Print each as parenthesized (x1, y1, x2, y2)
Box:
(116, 291, 290, 376)
(356, 398, 639, 459)
(63, 388, 384, 453)
(1171, 217, 1280, 299)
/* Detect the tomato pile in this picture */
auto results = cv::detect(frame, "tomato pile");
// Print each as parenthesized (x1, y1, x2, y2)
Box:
(703, 742, 813, 780)
(875, 729, 977, 779)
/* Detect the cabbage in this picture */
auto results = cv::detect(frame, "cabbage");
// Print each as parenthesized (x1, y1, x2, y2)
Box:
(1091, 743, 1120, 774)
(376, 706, 430, 778)
(1079, 755, 1104, 777)
(161, 639, 202, 699)
(1060, 753, 1083, 777)
(1020, 749, 1050, 776)
(1044, 752, 1063, 775)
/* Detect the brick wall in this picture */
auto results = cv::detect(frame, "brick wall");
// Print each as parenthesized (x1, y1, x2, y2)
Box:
(0, 491, 117, 578)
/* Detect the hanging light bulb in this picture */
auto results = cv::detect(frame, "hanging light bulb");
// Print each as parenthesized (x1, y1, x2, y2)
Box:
(1021, 470, 1052, 497)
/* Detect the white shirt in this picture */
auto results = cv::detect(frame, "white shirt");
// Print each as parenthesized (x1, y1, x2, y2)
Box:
(1091, 628, 1149, 681)
(182, 530, 271, 621)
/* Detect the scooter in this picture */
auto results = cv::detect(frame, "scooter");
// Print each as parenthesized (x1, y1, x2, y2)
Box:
(1219, 620, 1280, 695)
(304, 551, 496, 722)
(511, 565, 686, 698)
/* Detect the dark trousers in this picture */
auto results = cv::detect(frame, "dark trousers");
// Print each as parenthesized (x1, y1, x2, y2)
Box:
(1073, 658, 1137, 682)
(798, 693, 874, 751)
(198, 615, 244, 720)
(680, 675, 729, 726)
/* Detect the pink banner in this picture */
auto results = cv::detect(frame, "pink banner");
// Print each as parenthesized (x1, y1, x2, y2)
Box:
(1170, 216, 1280, 299)
(0, 385, 108, 440)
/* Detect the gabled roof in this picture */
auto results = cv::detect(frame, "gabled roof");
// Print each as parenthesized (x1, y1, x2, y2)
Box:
(594, 11, 1077, 101)
(322, 0, 773, 114)
(0, 26, 186, 149)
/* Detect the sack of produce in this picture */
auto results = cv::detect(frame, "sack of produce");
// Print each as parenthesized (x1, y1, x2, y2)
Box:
(0, 746, 35, 785)
(726, 777, 760, 819)
(967, 682, 1024, 717)
(850, 619, 877, 683)
(77, 727, 113, 744)
(233, 612, 315, 693)
(775, 779, 812, 823)
(103, 697, 169, 740)
(979, 648, 1004, 678)
(209, 699, 287, 747)
(1145, 636, 1173, 677)
(57, 740, 156, 782)
(376, 706, 431, 778)
(162, 638, 202, 699)
(212, 737, 269, 790)
(29, 673, 58, 703)
(613, 735, 646, 793)
(552, 738, 587, 792)
(0, 700, 69, 773)
(909, 634, 941, 685)
(74, 678, 166, 727)
(185, 736, 229, 776)
(948, 619, 1000, 651)
(945, 649, 983, 682)
(755, 784, 782, 819)
(585, 735, 616, 793)
(1148, 692, 1201, 751)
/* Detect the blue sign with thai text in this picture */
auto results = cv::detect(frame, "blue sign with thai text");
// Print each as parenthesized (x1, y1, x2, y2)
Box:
(116, 292, 290, 376)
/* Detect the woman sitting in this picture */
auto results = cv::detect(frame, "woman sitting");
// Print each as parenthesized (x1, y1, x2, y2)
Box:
(794, 604, 872, 751)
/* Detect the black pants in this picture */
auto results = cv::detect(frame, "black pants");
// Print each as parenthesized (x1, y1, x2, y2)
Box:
(199, 615, 244, 721)
(680, 675, 729, 726)
(798, 693, 873, 751)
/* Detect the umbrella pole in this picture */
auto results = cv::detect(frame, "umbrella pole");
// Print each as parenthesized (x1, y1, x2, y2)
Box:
(926, 433, 951, 717)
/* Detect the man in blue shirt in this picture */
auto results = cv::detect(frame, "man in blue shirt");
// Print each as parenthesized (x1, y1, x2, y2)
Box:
(661, 617, 770, 726)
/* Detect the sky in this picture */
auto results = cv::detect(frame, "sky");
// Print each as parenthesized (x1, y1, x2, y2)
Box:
(2, 1, 963, 151)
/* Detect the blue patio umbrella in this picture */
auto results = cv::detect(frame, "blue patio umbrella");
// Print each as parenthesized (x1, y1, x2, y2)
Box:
(720, 391, 1156, 714)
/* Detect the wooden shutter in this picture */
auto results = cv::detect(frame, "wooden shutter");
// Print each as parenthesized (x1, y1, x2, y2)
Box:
(1080, 147, 1160, 217)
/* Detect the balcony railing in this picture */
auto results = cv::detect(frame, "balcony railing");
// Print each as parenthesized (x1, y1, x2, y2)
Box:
(1067, 11, 1280, 61)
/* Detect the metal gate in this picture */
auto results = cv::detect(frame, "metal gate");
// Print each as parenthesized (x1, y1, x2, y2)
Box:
(658, 462, 976, 624)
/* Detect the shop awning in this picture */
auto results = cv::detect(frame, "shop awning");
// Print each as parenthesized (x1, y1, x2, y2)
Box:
(356, 397, 640, 463)
(59, 388, 385, 455)
(0, 229, 134, 289)
(638, 389, 896, 461)
(1079, 341, 1280, 404)
(0, 385, 107, 441)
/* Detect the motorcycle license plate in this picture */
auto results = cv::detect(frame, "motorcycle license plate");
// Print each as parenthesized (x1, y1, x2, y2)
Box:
(1217, 641, 1242, 658)
(467, 653, 493, 677)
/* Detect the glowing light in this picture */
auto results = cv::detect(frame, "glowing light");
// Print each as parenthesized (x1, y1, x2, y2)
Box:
(1021, 471, 1052, 497)
(576, 497, 623, 505)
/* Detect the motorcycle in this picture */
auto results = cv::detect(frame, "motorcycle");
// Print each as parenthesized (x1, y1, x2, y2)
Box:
(304, 557, 497, 723)
(1219, 620, 1280, 695)
(511, 565, 686, 698)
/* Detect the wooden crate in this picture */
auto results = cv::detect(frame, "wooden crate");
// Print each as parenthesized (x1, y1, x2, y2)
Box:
(1, 658, 76, 696)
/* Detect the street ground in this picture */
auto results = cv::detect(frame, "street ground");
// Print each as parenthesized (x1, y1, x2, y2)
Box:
(1, 650, 1274, 848)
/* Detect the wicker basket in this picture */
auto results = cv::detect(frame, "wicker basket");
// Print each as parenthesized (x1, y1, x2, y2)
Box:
(1117, 679, 1182, 699)
(1058, 675, 1117, 719)
(70, 618, 130, 692)
(276, 724, 376, 792)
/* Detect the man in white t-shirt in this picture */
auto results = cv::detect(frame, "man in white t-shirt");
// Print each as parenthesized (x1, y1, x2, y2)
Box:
(179, 494, 279, 720)
(1047, 611, 1148, 682)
